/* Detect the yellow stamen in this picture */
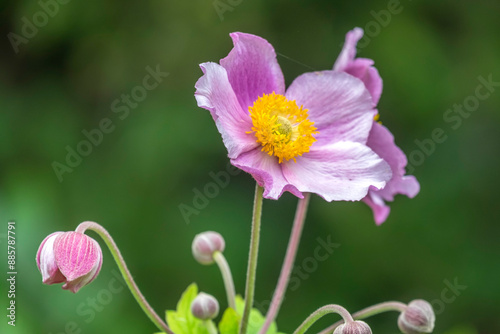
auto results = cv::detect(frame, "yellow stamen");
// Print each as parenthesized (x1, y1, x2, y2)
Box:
(374, 113, 382, 125)
(247, 93, 318, 163)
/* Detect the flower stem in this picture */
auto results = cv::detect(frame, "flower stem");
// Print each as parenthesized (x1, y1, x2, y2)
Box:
(205, 320, 218, 334)
(259, 193, 311, 334)
(75, 221, 174, 334)
(213, 251, 236, 310)
(239, 184, 264, 334)
(293, 304, 353, 334)
(317, 301, 407, 334)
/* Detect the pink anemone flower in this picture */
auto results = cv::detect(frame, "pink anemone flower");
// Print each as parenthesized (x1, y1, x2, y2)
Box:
(334, 27, 420, 224)
(195, 32, 392, 202)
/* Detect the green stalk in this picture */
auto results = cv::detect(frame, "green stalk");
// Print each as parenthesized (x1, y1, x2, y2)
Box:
(293, 304, 353, 334)
(75, 221, 173, 334)
(239, 184, 264, 334)
(213, 251, 236, 309)
(317, 301, 407, 334)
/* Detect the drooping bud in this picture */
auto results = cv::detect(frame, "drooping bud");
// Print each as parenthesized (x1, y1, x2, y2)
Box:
(192, 231, 225, 265)
(333, 320, 372, 334)
(36, 231, 103, 293)
(398, 299, 435, 334)
(191, 292, 220, 320)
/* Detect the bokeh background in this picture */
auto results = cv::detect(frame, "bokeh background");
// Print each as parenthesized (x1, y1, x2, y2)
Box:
(1, 0, 499, 333)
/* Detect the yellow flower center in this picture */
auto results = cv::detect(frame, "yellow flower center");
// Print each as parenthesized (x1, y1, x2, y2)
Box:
(248, 93, 318, 163)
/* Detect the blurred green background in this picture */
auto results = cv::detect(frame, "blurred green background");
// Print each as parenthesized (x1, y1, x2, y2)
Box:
(1, 0, 499, 333)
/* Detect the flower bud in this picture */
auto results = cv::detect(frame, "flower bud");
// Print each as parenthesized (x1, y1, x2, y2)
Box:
(192, 231, 225, 265)
(191, 292, 219, 320)
(36, 231, 103, 293)
(398, 299, 435, 334)
(333, 320, 372, 334)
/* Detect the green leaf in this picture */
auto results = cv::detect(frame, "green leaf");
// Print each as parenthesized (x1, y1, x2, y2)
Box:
(218, 307, 240, 334)
(218, 295, 282, 334)
(177, 283, 199, 321)
(165, 283, 211, 334)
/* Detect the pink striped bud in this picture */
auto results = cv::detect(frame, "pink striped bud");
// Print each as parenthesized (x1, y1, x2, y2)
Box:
(192, 231, 225, 265)
(36, 231, 103, 293)
(191, 292, 219, 320)
(333, 321, 372, 334)
(398, 300, 435, 334)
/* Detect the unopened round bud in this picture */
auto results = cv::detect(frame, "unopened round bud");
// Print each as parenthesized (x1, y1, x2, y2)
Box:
(191, 292, 219, 320)
(333, 320, 372, 334)
(398, 299, 435, 334)
(192, 231, 225, 265)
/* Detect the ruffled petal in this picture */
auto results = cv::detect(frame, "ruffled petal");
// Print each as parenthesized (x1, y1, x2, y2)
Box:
(333, 27, 364, 71)
(220, 32, 286, 111)
(345, 59, 383, 106)
(361, 122, 420, 224)
(231, 148, 303, 200)
(282, 141, 392, 201)
(285, 70, 375, 145)
(195, 62, 258, 159)
(362, 192, 391, 225)
(334, 28, 383, 105)
(367, 122, 420, 201)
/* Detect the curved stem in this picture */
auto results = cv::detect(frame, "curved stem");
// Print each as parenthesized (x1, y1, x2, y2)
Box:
(239, 184, 264, 334)
(75, 221, 174, 334)
(293, 304, 353, 334)
(318, 301, 407, 334)
(213, 251, 236, 310)
(259, 194, 311, 334)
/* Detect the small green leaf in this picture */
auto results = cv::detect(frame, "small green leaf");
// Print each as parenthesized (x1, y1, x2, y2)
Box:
(177, 283, 199, 320)
(166, 283, 217, 334)
(219, 307, 241, 334)
(166, 310, 189, 334)
(221, 296, 281, 334)
(165, 283, 200, 334)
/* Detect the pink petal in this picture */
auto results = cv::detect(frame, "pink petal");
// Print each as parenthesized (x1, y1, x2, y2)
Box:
(333, 27, 364, 71)
(37, 232, 66, 284)
(54, 232, 101, 284)
(285, 70, 375, 145)
(361, 122, 420, 224)
(220, 32, 286, 111)
(367, 122, 420, 201)
(362, 192, 391, 225)
(231, 148, 303, 200)
(195, 62, 258, 159)
(345, 60, 383, 106)
(282, 141, 392, 201)
(334, 28, 383, 105)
